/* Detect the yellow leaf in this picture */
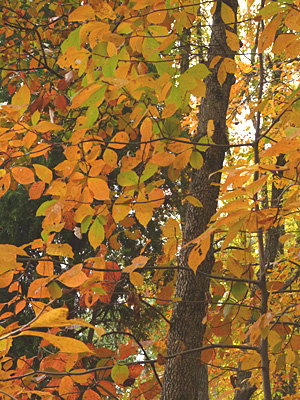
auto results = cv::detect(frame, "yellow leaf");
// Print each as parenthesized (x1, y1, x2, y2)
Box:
(268, 330, 281, 348)
(258, 13, 283, 53)
(140, 117, 153, 141)
(225, 30, 240, 51)
(207, 120, 214, 137)
(227, 255, 244, 278)
(33, 164, 53, 184)
(29, 307, 104, 337)
(210, 56, 222, 69)
(58, 264, 87, 287)
(12, 167, 35, 185)
(69, 5, 95, 21)
(241, 352, 261, 370)
(188, 235, 211, 273)
(221, 217, 246, 250)
(18, 331, 94, 354)
(103, 148, 118, 168)
(130, 271, 144, 287)
(147, 9, 167, 24)
(185, 196, 203, 207)
(90, 0, 115, 20)
(285, 8, 300, 30)
(34, 121, 63, 132)
(223, 58, 236, 74)
(112, 203, 131, 222)
(272, 34, 295, 55)
(48, 281, 62, 299)
(11, 85, 30, 106)
(162, 104, 177, 118)
(286, 349, 296, 365)
(221, 2, 235, 25)
(190, 151, 203, 169)
(47, 243, 74, 258)
(0, 327, 12, 356)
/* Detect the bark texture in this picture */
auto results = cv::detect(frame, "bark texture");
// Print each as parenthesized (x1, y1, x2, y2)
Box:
(161, 1, 238, 399)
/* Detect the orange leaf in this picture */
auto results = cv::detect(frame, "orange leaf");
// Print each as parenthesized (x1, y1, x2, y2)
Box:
(59, 375, 74, 397)
(201, 347, 214, 364)
(29, 181, 45, 199)
(27, 278, 51, 298)
(88, 178, 110, 200)
(97, 380, 117, 397)
(110, 131, 129, 149)
(123, 256, 149, 273)
(36, 260, 54, 277)
(12, 167, 35, 185)
(0, 271, 14, 289)
(130, 271, 144, 287)
(83, 389, 101, 400)
(151, 152, 175, 166)
(58, 264, 88, 287)
(69, 5, 95, 21)
(156, 285, 174, 305)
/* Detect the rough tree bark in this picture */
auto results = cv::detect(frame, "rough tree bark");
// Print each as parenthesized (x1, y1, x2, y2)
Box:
(161, 1, 238, 399)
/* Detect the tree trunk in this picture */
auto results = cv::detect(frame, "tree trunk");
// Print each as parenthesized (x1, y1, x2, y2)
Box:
(161, 1, 238, 399)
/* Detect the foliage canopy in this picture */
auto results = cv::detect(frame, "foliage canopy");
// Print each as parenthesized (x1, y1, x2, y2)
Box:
(1, 0, 300, 399)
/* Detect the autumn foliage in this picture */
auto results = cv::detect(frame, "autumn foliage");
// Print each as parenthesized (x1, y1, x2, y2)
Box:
(0, 0, 300, 399)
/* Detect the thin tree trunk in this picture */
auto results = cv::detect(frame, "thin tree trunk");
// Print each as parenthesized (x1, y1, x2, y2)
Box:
(161, 1, 238, 399)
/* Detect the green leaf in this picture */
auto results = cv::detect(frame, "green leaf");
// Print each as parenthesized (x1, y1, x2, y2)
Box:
(81, 85, 106, 108)
(88, 218, 105, 249)
(111, 364, 129, 385)
(258, 2, 289, 18)
(183, 63, 210, 80)
(91, 287, 107, 295)
(197, 136, 214, 152)
(231, 282, 248, 301)
(190, 151, 203, 169)
(141, 163, 158, 183)
(36, 200, 57, 217)
(61, 27, 81, 54)
(48, 281, 62, 299)
(81, 215, 93, 234)
(102, 55, 118, 77)
(86, 105, 99, 127)
(117, 171, 139, 186)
